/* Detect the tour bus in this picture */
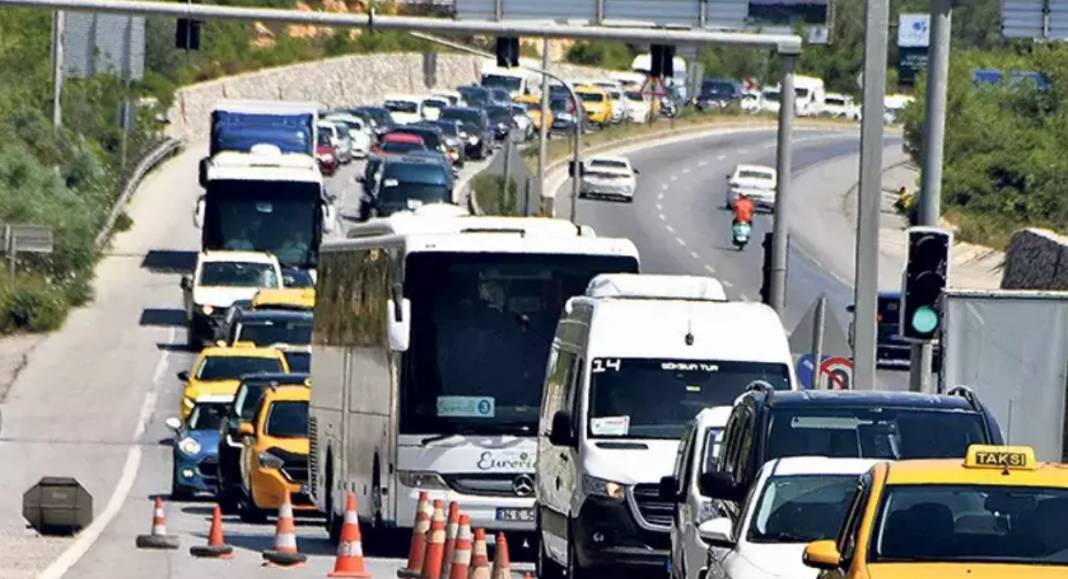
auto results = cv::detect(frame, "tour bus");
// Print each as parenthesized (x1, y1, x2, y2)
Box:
(309, 206, 640, 543)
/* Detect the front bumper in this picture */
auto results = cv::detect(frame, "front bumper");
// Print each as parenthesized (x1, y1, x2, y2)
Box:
(250, 467, 316, 511)
(396, 480, 535, 532)
(580, 183, 635, 201)
(174, 452, 219, 494)
(573, 496, 669, 571)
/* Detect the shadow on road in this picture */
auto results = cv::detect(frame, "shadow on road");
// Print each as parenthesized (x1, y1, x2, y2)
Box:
(142, 250, 197, 273)
(140, 308, 187, 327)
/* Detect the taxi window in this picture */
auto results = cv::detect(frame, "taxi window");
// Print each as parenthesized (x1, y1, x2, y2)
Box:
(266, 400, 309, 437)
(197, 356, 285, 380)
(871, 484, 1068, 565)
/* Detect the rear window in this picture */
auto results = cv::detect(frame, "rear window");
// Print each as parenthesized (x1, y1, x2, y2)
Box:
(235, 318, 312, 346)
(196, 356, 285, 380)
(381, 141, 425, 154)
(385, 100, 419, 114)
(383, 162, 450, 185)
(579, 92, 605, 103)
(265, 400, 309, 437)
(189, 402, 229, 430)
(590, 160, 628, 170)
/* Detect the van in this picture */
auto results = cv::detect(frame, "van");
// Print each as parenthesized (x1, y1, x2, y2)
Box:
(793, 76, 826, 117)
(536, 274, 796, 578)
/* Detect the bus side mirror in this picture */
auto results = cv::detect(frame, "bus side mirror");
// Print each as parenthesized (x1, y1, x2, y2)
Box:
(194, 196, 205, 229)
(387, 297, 411, 352)
(699, 471, 742, 502)
(549, 411, 576, 447)
(198, 158, 209, 188)
(659, 475, 681, 502)
(322, 205, 336, 235)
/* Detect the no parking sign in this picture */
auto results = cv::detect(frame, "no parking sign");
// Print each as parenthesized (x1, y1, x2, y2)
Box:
(818, 357, 853, 390)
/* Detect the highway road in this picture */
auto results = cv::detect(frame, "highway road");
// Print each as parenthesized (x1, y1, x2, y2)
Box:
(0, 125, 900, 578)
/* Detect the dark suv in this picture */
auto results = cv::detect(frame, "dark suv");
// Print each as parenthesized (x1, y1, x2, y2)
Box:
(696, 386, 1003, 510)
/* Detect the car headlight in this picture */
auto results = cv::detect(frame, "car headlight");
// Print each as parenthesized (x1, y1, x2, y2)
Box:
(178, 436, 201, 456)
(201, 304, 213, 315)
(468, 136, 479, 145)
(258, 451, 285, 470)
(398, 470, 450, 490)
(582, 475, 625, 501)
(182, 396, 195, 409)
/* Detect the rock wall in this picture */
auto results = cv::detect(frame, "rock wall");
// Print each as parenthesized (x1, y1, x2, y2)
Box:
(167, 52, 609, 142)
(1001, 228, 1068, 290)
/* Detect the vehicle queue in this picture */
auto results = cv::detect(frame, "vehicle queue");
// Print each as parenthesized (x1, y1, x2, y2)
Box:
(154, 66, 1068, 579)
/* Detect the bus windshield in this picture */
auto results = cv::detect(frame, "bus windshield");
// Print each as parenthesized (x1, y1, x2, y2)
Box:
(203, 180, 322, 268)
(401, 252, 639, 435)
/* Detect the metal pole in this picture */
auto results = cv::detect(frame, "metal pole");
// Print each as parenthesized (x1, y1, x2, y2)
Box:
(910, 0, 952, 393)
(537, 37, 550, 216)
(51, 10, 65, 130)
(852, 0, 890, 391)
(570, 92, 582, 225)
(811, 295, 826, 387)
(502, 134, 512, 212)
(768, 54, 795, 315)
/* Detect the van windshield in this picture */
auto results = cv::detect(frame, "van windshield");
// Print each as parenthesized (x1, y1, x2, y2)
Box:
(588, 358, 791, 439)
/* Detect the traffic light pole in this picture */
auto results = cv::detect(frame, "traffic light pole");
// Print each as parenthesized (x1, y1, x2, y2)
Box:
(910, 0, 952, 393)
(768, 53, 796, 315)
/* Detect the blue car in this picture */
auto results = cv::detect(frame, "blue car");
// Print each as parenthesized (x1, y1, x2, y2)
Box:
(167, 395, 232, 499)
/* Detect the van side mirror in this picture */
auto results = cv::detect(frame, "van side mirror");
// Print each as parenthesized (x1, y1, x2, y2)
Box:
(699, 471, 743, 502)
(165, 417, 182, 431)
(194, 196, 206, 229)
(659, 475, 681, 502)
(803, 540, 842, 570)
(387, 297, 411, 352)
(548, 410, 576, 447)
(198, 157, 209, 188)
(180, 276, 192, 291)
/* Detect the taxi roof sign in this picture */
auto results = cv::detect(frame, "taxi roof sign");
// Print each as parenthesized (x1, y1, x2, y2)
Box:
(964, 444, 1038, 471)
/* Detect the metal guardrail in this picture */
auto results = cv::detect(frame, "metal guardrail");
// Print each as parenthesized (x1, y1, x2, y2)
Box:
(94, 137, 183, 248)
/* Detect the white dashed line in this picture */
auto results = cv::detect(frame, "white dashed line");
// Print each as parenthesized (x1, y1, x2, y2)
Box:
(675, 236, 687, 247)
(660, 182, 669, 190)
(690, 250, 700, 260)
(740, 293, 752, 301)
(655, 202, 663, 211)
(697, 160, 708, 167)
(670, 175, 678, 182)
(721, 280, 734, 288)
(665, 224, 675, 233)
(704, 264, 717, 274)
(657, 192, 664, 200)
(658, 213, 666, 221)
(682, 167, 692, 174)
(738, 149, 749, 154)
(716, 154, 727, 160)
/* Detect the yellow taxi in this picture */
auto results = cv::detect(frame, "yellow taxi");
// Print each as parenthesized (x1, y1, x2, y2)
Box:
(514, 94, 553, 131)
(574, 85, 613, 127)
(178, 343, 289, 419)
(804, 444, 1068, 578)
(251, 288, 315, 311)
(238, 383, 314, 522)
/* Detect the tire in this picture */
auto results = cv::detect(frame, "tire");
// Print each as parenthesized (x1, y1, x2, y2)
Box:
(536, 511, 565, 579)
(238, 490, 270, 524)
(186, 323, 199, 350)
(566, 521, 587, 579)
(217, 487, 240, 514)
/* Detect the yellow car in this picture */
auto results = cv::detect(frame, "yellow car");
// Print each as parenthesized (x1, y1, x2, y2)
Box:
(514, 95, 554, 131)
(239, 383, 314, 522)
(574, 85, 613, 127)
(251, 288, 315, 311)
(178, 343, 289, 419)
(804, 444, 1068, 578)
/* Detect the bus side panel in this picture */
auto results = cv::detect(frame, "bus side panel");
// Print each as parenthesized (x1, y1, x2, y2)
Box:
(310, 251, 349, 513)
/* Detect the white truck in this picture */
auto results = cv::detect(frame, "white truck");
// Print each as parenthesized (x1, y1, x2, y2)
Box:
(309, 207, 640, 543)
(940, 289, 1068, 462)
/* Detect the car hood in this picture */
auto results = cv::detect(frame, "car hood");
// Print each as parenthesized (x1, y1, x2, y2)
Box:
(186, 379, 242, 400)
(867, 563, 1068, 579)
(192, 286, 263, 308)
(735, 543, 816, 579)
(580, 438, 678, 484)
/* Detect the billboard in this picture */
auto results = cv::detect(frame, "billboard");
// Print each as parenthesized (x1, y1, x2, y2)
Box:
(63, 12, 145, 80)
(897, 13, 929, 85)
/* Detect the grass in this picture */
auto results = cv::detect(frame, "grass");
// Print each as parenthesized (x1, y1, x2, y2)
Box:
(472, 174, 520, 216)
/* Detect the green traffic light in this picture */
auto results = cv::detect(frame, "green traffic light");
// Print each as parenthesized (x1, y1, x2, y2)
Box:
(911, 306, 939, 334)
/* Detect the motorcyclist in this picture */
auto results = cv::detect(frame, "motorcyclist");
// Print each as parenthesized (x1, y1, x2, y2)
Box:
(733, 193, 755, 226)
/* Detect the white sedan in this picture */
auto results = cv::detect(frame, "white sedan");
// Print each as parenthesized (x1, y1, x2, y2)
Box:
(698, 457, 879, 579)
(579, 156, 639, 202)
(725, 164, 777, 211)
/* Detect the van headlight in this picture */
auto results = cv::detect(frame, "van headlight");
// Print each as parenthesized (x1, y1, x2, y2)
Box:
(201, 304, 214, 315)
(398, 470, 450, 490)
(582, 475, 625, 502)
(468, 136, 479, 145)
(178, 437, 201, 456)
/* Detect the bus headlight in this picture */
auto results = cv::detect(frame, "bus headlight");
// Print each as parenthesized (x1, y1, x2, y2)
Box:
(582, 475, 625, 502)
(398, 470, 450, 490)
(201, 304, 214, 316)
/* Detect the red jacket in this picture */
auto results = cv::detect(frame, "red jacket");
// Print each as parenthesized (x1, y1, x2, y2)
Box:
(734, 197, 755, 223)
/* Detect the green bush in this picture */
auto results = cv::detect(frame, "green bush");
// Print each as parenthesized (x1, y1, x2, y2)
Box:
(473, 174, 519, 216)
(0, 278, 69, 333)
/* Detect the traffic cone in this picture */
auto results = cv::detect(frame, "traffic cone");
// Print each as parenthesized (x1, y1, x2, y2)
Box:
(398, 492, 433, 578)
(467, 528, 490, 579)
(440, 502, 460, 578)
(135, 497, 179, 549)
(420, 500, 446, 579)
(447, 515, 472, 579)
(329, 492, 371, 578)
(189, 503, 234, 558)
(489, 532, 510, 579)
(262, 489, 307, 567)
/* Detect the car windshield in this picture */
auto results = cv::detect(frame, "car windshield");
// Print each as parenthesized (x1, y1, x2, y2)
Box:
(747, 474, 860, 543)
(196, 356, 284, 380)
(625, 91, 644, 101)
(764, 90, 781, 102)
(873, 484, 1068, 565)
(379, 182, 451, 210)
(765, 408, 989, 461)
(589, 160, 629, 171)
(458, 88, 489, 106)
(234, 383, 271, 420)
(402, 252, 638, 436)
(482, 74, 523, 92)
(235, 318, 312, 346)
(487, 107, 512, 123)
(265, 400, 309, 437)
(200, 262, 279, 288)
(588, 358, 791, 439)
(701, 427, 726, 474)
(441, 108, 482, 126)
(188, 402, 229, 430)
(316, 129, 333, 147)
(385, 100, 419, 114)
(579, 92, 605, 103)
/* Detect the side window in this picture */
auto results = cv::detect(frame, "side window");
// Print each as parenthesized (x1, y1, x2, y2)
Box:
(838, 472, 873, 563)
(567, 358, 584, 420)
(679, 427, 698, 498)
(734, 404, 757, 483)
(542, 346, 575, 430)
(672, 423, 696, 495)
(719, 410, 744, 475)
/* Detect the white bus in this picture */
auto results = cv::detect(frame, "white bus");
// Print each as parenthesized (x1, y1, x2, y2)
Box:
(309, 208, 640, 542)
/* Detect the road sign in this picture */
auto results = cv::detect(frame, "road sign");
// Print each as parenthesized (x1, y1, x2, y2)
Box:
(9, 225, 54, 254)
(796, 354, 823, 390)
(639, 76, 668, 99)
(818, 356, 853, 390)
(63, 12, 145, 80)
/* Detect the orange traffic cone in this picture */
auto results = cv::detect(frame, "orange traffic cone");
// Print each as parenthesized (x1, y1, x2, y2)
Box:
(447, 515, 472, 579)
(329, 492, 372, 578)
(420, 500, 446, 579)
(135, 497, 179, 549)
(467, 528, 490, 579)
(440, 502, 460, 578)
(189, 503, 234, 558)
(489, 532, 510, 579)
(398, 492, 433, 578)
(262, 489, 307, 567)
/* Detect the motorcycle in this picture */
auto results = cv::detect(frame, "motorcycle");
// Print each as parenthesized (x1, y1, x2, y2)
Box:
(732, 220, 752, 251)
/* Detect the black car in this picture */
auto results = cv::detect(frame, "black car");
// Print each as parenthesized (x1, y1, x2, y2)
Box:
(362, 155, 454, 219)
(683, 386, 1004, 512)
(485, 105, 516, 141)
(418, 119, 468, 166)
(440, 106, 492, 159)
(487, 87, 513, 107)
(457, 85, 491, 108)
(696, 79, 742, 111)
(224, 308, 312, 347)
(216, 372, 309, 511)
(351, 106, 396, 138)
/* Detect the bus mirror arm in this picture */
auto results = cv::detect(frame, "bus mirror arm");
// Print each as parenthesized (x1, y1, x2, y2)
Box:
(387, 297, 411, 352)
(194, 196, 205, 229)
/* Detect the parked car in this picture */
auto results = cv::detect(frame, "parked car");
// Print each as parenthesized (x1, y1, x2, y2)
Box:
(823, 92, 861, 120)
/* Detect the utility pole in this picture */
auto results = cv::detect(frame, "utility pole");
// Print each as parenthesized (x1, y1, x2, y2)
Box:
(768, 52, 796, 315)
(910, 0, 952, 392)
(537, 37, 550, 216)
(570, 93, 582, 224)
(51, 10, 65, 130)
(852, 0, 889, 391)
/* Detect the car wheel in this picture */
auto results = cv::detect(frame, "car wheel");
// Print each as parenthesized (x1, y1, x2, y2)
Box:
(566, 521, 587, 579)
(217, 486, 240, 514)
(237, 490, 270, 524)
(536, 510, 565, 579)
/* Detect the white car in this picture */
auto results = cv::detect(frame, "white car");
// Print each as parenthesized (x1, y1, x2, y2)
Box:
(579, 155, 639, 202)
(323, 113, 372, 159)
(180, 251, 284, 348)
(624, 90, 653, 123)
(420, 96, 450, 121)
(696, 457, 880, 579)
(823, 93, 860, 121)
(383, 94, 423, 125)
(725, 164, 777, 211)
(317, 121, 352, 164)
(740, 90, 763, 114)
(510, 104, 534, 140)
(665, 407, 731, 579)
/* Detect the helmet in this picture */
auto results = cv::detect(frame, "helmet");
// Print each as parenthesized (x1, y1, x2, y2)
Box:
(738, 193, 748, 200)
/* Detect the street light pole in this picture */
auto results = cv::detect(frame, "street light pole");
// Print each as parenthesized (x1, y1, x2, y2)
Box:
(51, 9, 65, 130)
(852, 0, 890, 391)
(537, 37, 550, 216)
(768, 53, 796, 315)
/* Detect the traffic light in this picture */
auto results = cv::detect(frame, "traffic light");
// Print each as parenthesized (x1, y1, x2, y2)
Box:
(495, 37, 520, 68)
(900, 227, 951, 341)
(176, 18, 201, 50)
(651, 45, 675, 78)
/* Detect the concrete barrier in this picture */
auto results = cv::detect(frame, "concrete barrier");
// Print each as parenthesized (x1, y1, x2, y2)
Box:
(1001, 228, 1068, 290)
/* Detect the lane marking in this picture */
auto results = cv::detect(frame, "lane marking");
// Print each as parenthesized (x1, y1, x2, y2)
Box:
(658, 213, 666, 222)
(716, 154, 727, 161)
(721, 280, 734, 289)
(657, 192, 664, 201)
(697, 160, 708, 167)
(704, 264, 717, 274)
(38, 328, 175, 579)
(682, 168, 692, 174)
(665, 224, 675, 233)
(655, 202, 663, 211)
(669, 175, 678, 182)
(737, 149, 749, 154)
(740, 293, 752, 301)
(676, 236, 687, 247)
(690, 250, 700, 260)
(660, 183, 669, 190)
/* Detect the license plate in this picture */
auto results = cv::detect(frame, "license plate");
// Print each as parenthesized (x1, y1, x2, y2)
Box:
(495, 508, 534, 522)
